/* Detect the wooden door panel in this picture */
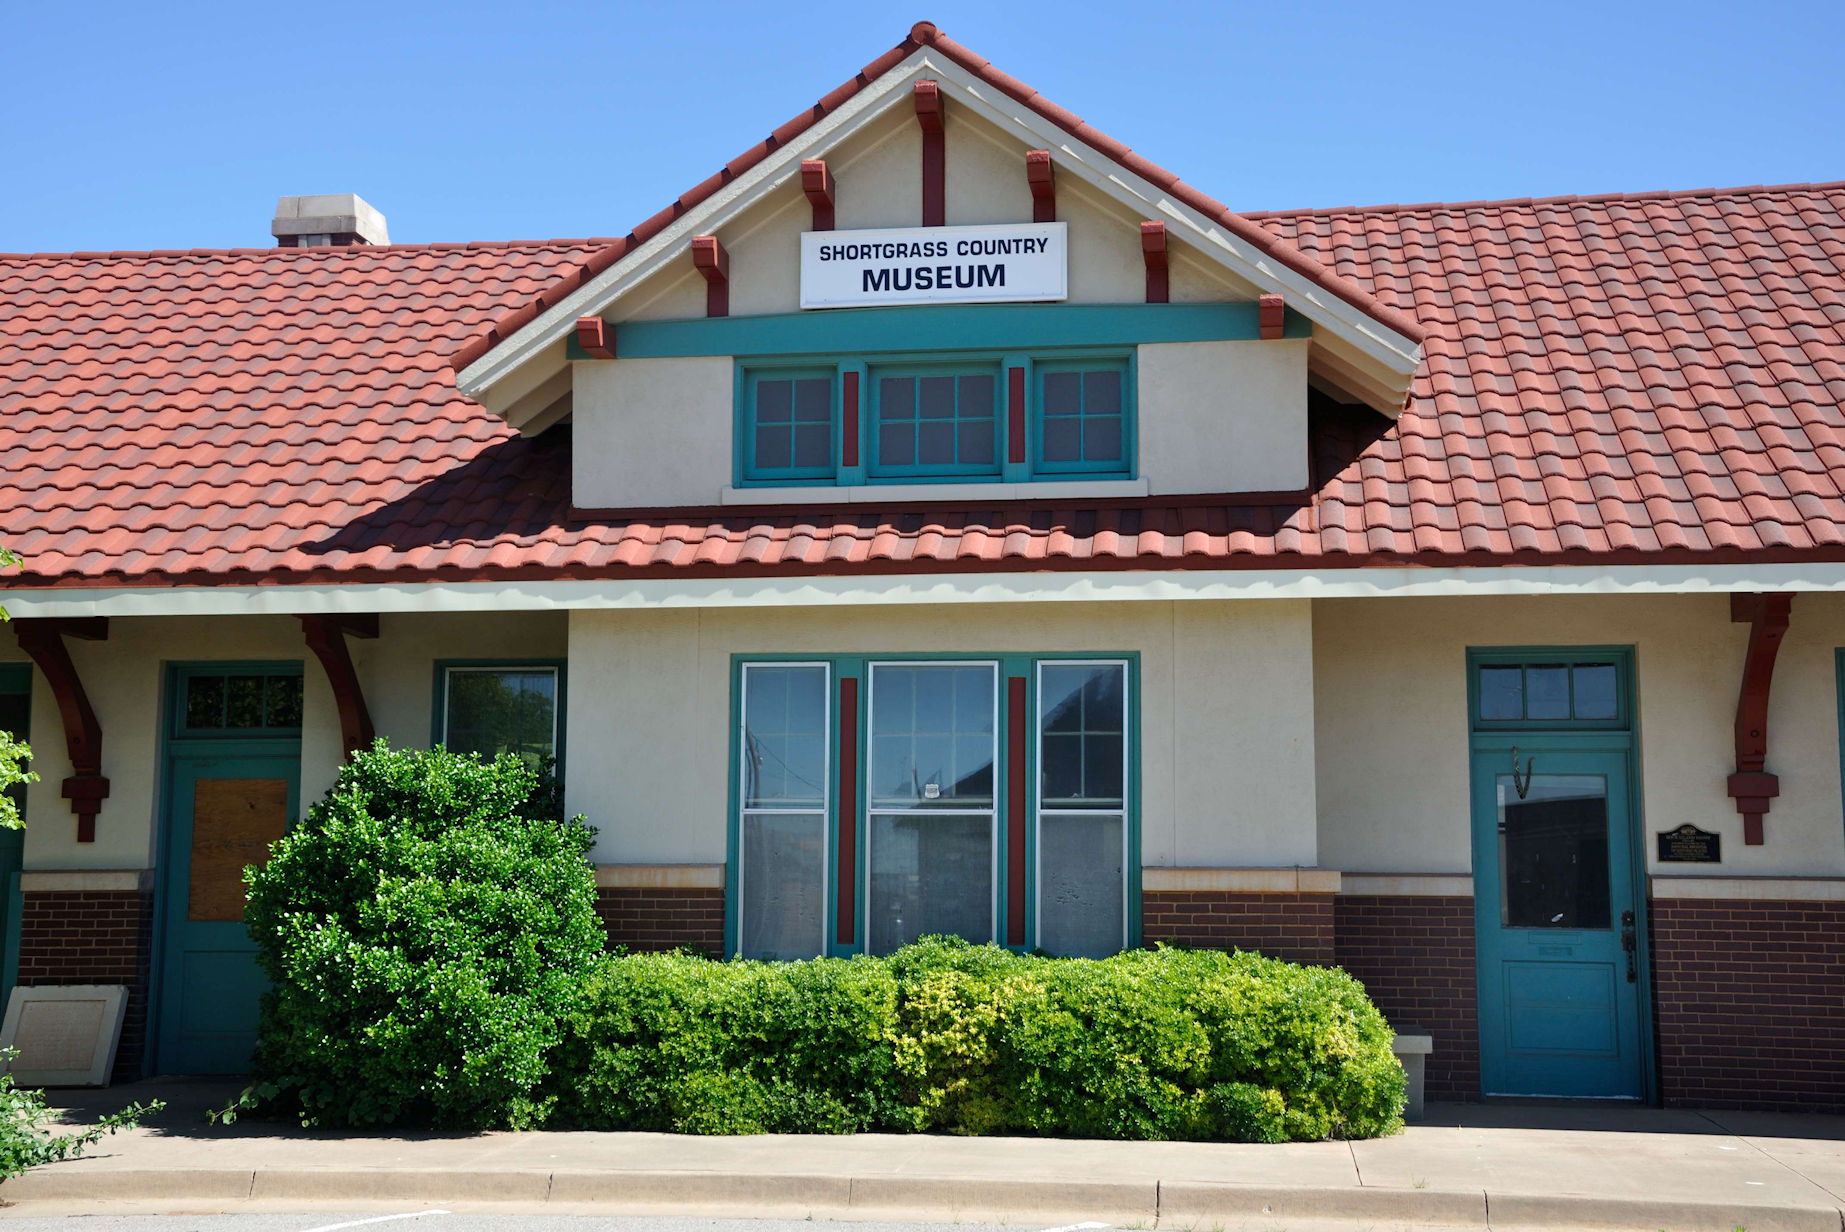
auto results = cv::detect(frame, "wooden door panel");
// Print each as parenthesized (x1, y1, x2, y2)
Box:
(186, 777, 287, 922)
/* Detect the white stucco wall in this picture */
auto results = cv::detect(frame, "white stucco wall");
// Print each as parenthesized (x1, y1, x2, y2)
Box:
(6, 611, 567, 873)
(572, 355, 734, 509)
(566, 599, 1319, 869)
(1138, 339, 1310, 493)
(1313, 593, 1845, 879)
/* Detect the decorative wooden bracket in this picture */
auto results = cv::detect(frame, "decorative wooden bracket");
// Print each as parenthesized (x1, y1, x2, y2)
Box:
(575, 316, 615, 360)
(1729, 592, 1793, 845)
(1025, 150, 1055, 222)
(11, 618, 109, 843)
(691, 235, 729, 318)
(914, 80, 945, 227)
(801, 159, 836, 232)
(1140, 220, 1169, 303)
(298, 613, 378, 759)
(1259, 294, 1285, 340)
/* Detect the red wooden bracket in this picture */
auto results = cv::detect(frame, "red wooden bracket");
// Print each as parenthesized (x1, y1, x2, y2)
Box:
(298, 613, 378, 759)
(836, 676, 858, 947)
(1025, 150, 1055, 223)
(1006, 676, 1027, 947)
(576, 316, 615, 360)
(1729, 592, 1793, 845)
(914, 80, 945, 227)
(691, 235, 729, 318)
(11, 617, 109, 843)
(1140, 220, 1169, 303)
(801, 159, 836, 232)
(1259, 293, 1285, 340)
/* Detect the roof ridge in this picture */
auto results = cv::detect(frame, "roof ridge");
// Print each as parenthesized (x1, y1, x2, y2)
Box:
(0, 237, 618, 262)
(1240, 178, 1845, 221)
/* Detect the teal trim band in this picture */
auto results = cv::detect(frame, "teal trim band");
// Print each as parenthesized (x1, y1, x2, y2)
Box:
(569, 301, 1311, 360)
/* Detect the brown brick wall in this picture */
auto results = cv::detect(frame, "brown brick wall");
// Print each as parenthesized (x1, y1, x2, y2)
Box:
(1142, 890, 1335, 965)
(1652, 898, 1845, 1113)
(17, 886, 155, 1083)
(596, 886, 725, 956)
(1333, 895, 1480, 1102)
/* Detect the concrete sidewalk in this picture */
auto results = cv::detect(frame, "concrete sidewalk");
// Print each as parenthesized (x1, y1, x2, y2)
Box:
(5, 1078, 1844, 1231)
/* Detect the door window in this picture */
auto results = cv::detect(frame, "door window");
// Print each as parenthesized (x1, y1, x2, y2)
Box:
(1495, 773, 1612, 929)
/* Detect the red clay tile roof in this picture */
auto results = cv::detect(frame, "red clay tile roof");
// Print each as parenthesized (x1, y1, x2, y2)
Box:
(450, 22, 1424, 376)
(3, 185, 1844, 588)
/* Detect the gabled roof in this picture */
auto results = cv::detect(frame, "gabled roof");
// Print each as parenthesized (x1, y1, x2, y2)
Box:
(1, 182, 1843, 591)
(449, 22, 1425, 417)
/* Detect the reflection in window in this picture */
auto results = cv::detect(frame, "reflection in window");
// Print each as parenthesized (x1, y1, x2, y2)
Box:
(443, 667, 559, 767)
(1496, 774, 1611, 929)
(183, 672, 304, 733)
(1039, 366, 1126, 471)
(1037, 662, 1128, 957)
(739, 663, 829, 960)
(750, 373, 834, 476)
(1475, 660, 1622, 724)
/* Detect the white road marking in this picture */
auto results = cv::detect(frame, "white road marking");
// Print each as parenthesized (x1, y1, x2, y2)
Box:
(1038, 1223, 1110, 1232)
(300, 1211, 450, 1232)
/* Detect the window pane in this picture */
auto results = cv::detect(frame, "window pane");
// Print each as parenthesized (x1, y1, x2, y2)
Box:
(792, 424, 831, 469)
(1083, 369, 1122, 415)
(869, 812, 992, 953)
(1039, 813, 1124, 957)
(1042, 417, 1080, 462)
(869, 664, 994, 807)
(756, 424, 791, 469)
(1497, 774, 1611, 929)
(0, 692, 26, 825)
(958, 373, 995, 416)
(225, 676, 265, 728)
(918, 375, 956, 418)
(264, 675, 303, 728)
(1084, 416, 1122, 462)
(757, 379, 793, 423)
(918, 420, 956, 465)
(793, 378, 832, 423)
(1043, 370, 1081, 416)
(742, 664, 827, 809)
(1478, 666, 1523, 720)
(879, 422, 913, 467)
(446, 669, 557, 765)
(958, 418, 994, 464)
(1572, 664, 1618, 719)
(741, 812, 825, 960)
(1525, 665, 1570, 720)
(879, 377, 913, 421)
(1039, 664, 1126, 808)
(185, 676, 225, 729)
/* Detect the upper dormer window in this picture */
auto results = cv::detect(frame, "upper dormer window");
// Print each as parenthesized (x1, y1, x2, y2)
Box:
(739, 351, 1133, 487)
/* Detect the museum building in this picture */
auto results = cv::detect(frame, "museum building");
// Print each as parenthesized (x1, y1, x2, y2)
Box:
(2, 22, 1843, 1108)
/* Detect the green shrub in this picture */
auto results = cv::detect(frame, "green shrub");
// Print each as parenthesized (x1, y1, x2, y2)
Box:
(0, 1050, 162, 1180)
(553, 937, 1403, 1142)
(242, 742, 603, 1129)
(552, 951, 914, 1134)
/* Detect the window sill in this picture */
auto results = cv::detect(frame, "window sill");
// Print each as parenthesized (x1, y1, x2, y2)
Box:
(721, 478, 1151, 506)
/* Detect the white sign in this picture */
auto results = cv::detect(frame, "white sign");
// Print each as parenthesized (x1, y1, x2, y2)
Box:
(800, 222, 1067, 309)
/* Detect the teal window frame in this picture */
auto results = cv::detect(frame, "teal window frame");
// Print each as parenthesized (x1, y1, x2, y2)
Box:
(726, 651, 1141, 960)
(430, 659, 568, 780)
(739, 365, 839, 483)
(867, 360, 1004, 480)
(168, 662, 306, 740)
(1467, 647, 1635, 732)
(1031, 354, 1135, 477)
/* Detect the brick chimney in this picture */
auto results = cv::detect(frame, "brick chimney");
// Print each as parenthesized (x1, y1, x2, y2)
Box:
(271, 194, 389, 247)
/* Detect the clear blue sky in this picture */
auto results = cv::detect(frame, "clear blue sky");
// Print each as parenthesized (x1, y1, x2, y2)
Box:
(3, 0, 1841, 253)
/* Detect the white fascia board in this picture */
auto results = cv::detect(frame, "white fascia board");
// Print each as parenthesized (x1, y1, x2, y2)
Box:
(455, 51, 1420, 405)
(7, 561, 1845, 619)
(454, 55, 933, 400)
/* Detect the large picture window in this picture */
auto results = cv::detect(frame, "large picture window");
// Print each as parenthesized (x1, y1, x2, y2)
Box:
(729, 654, 1137, 960)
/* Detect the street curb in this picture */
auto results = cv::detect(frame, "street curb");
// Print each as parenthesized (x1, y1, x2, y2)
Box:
(4, 1166, 1844, 1231)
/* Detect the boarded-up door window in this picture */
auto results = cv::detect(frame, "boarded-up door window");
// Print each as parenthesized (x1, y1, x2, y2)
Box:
(188, 778, 287, 921)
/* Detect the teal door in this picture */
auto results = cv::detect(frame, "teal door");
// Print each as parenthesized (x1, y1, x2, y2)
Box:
(155, 664, 304, 1075)
(1471, 742, 1644, 1098)
(0, 665, 30, 999)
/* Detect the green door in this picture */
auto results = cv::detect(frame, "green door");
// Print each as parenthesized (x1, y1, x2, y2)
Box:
(1471, 742, 1644, 1098)
(155, 665, 303, 1075)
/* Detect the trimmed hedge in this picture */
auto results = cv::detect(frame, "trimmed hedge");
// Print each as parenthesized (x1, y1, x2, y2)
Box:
(553, 937, 1404, 1141)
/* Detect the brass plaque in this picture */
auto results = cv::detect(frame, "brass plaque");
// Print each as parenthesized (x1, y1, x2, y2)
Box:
(188, 778, 288, 921)
(1656, 823, 1721, 864)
